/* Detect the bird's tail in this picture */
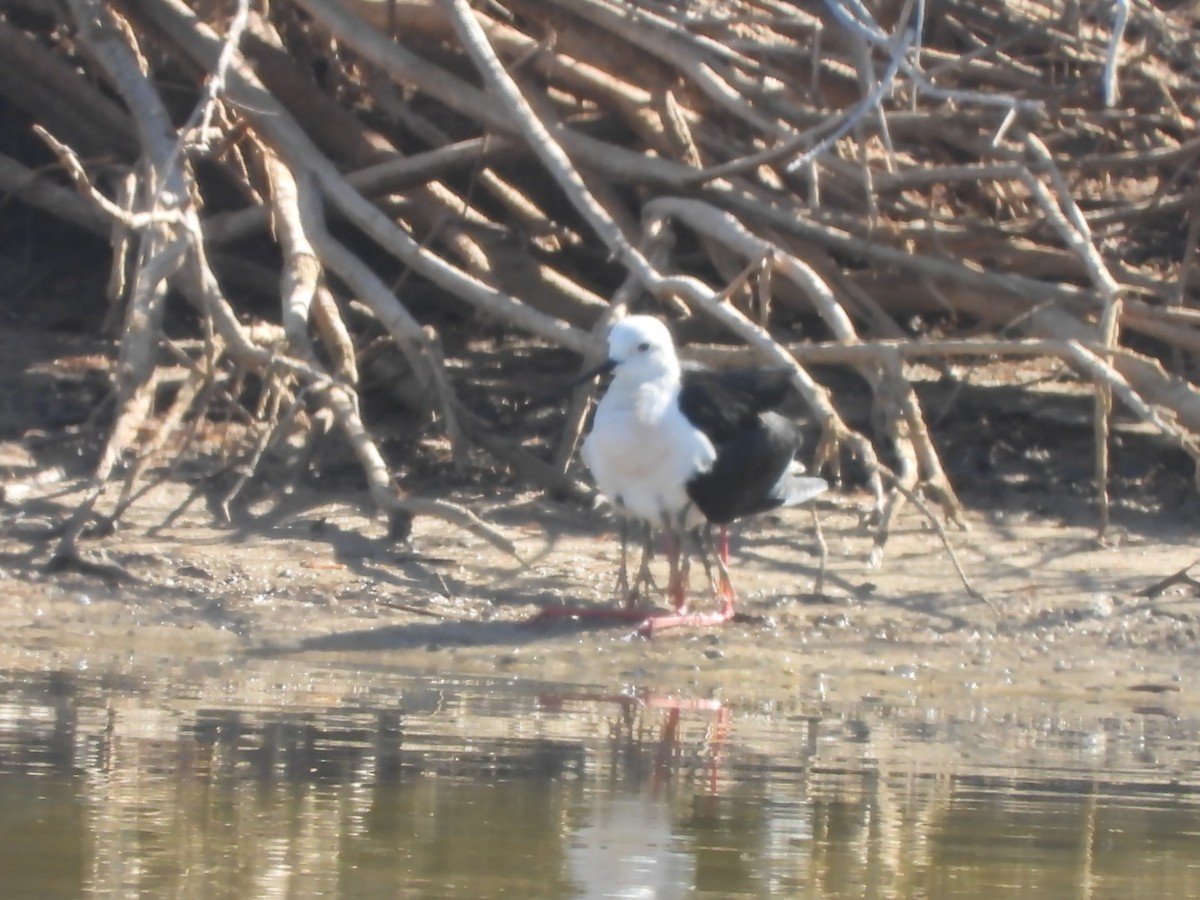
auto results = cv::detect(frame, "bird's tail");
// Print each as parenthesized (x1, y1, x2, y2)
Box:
(773, 461, 828, 507)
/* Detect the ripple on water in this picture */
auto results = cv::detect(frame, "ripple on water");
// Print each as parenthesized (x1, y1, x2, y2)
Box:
(0, 662, 1198, 898)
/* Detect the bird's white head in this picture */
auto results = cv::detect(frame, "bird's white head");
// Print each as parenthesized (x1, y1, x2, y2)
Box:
(605, 315, 681, 385)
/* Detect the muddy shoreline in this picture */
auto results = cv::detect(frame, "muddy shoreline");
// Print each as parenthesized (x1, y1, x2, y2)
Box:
(3, 467, 1197, 718)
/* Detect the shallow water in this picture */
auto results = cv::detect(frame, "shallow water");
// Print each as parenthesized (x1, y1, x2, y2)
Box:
(2, 660, 1199, 899)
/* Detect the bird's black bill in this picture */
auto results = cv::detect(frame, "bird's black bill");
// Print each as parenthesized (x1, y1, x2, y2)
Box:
(519, 358, 617, 416)
(571, 358, 618, 388)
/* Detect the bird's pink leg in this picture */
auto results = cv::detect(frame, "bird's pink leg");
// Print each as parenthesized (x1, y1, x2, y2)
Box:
(528, 517, 667, 626)
(712, 548, 738, 619)
(635, 525, 738, 635)
(630, 523, 658, 601)
(531, 607, 653, 624)
(609, 519, 659, 606)
(613, 515, 632, 604)
(527, 515, 655, 625)
(637, 604, 737, 635)
(609, 513, 638, 607)
(531, 520, 739, 635)
(692, 525, 738, 615)
(661, 529, 687, 612)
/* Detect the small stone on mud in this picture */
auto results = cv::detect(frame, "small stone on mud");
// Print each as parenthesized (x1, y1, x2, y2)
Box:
(1128, 682, 1181, 693)
(813, 613, 850, 629)
(703, 648, 724, 660)
(1088, 594, 1115, 617)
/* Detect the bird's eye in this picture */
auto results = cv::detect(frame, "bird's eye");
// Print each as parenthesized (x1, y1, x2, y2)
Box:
(637, 342, 650, 352)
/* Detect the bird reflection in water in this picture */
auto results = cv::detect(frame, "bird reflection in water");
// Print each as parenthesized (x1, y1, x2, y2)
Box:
(538, 691, 729, 899)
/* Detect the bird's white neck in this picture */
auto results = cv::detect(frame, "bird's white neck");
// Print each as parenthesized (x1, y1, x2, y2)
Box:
(604, 372, 681, 421)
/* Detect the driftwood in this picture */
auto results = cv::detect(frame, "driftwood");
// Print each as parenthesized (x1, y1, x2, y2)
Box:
(2, 0, 1200, 578)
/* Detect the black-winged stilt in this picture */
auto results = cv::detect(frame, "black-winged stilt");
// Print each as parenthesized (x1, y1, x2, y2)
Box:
(541, 315, 827, 634)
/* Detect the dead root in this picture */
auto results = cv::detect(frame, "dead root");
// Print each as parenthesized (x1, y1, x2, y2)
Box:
(3, 0, 1200, 589)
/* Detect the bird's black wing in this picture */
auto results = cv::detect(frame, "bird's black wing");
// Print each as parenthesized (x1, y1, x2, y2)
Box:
(686, 412, 801, 524)
(678, 365, 792, 443)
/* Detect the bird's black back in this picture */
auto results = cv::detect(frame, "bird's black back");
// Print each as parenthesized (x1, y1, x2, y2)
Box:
(677, 365, 792, 444)
(686, 411, 801, 524)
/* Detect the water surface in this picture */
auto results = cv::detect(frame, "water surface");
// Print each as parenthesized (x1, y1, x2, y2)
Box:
(1, 661, 1198, 898)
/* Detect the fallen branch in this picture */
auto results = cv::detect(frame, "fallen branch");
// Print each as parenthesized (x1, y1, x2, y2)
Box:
(2, 0, 1198, 588)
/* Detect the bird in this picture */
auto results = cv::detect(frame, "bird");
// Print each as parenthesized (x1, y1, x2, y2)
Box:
(548, 314, 827, 633)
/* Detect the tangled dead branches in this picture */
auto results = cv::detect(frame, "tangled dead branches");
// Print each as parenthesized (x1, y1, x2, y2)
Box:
(2, 0, 1199, 574)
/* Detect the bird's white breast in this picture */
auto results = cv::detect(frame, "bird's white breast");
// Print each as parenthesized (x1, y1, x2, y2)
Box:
(582, 379, 715, 523)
